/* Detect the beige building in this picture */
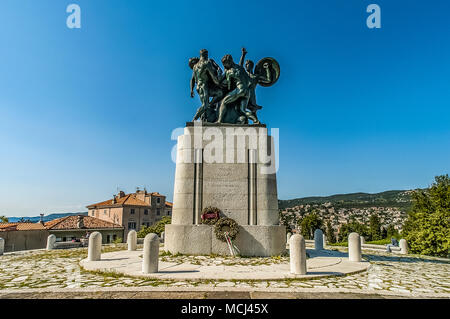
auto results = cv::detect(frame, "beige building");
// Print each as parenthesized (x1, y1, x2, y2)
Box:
(86, 189, 172, 238)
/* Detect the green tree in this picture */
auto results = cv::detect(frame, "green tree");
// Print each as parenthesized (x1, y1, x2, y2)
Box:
(402, 174, 450, 257)
(299, 213, 323, 240)
(386, 224, 399, 239)
(0, 215, 8, 223)
(325, 220, 336, 243)
(338, 220, 369, 242)
(279, 210, 293, 233)
(137, 216, 171, 238)
(369, 214, 382, 241)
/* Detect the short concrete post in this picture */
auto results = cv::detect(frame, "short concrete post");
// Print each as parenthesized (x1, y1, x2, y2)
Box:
(160, 231, 165, 243)
(127, 230, 137, 251)
(360, 236, 365, 245)
(323, 234, 327, 246)
(0, 238, 4, 256)
(286, 232, 292, 243)
(399, 239, 408, 255)
(314, 229, 324, 250)
(142, 233, 159, 274)
(46, 234, 56, 250)
(290, 234, 307, 275)
(348, 232, 362, 262)
(88, 232, 102, 261)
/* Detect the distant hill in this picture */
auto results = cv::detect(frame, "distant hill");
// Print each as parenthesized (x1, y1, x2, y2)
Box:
(278, 190, 413, 210)
(6, 212, 88, 223)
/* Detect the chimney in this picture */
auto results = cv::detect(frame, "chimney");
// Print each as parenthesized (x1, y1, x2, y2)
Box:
(77, 215, 85, 229)
(39, 214, 45, 225)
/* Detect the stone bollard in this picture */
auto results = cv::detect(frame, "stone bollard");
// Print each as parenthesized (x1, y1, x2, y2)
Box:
(142, 233, 159, 274)
(127, 230, 137, 251)
(46, 234, 56, 250)
(399, 239, 408, 255)
(323, 234, 327, 246)
(290, 234, 307, 275)
(348, 232, 362, 262)
(160, 231, 165, 243)
(0, 238, 4, 256)
(360, 236, 365, 245)
(88, 232, 102, 261)
(286, 232, 292, 244)
(314, 229, 324, 250)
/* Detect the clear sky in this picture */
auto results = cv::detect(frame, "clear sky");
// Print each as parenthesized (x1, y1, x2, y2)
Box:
(0, 0, 449, 217)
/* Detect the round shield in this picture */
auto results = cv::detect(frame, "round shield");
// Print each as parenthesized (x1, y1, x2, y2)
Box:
(254, 57, 280, 87)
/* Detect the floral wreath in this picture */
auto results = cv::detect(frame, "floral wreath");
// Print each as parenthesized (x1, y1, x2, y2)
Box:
(200, 206, 221, 225)
(214, 217, 239, 242)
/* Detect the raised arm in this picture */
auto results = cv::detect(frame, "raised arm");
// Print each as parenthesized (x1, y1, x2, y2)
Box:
(239, 47, 247, 67)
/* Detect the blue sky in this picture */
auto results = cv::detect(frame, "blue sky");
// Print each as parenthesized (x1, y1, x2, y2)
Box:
(0, 0, 449, 216)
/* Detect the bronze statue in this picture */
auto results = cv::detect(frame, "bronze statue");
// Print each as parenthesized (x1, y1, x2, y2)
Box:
(189, 48, 280, 125)
(190, 49, 223, 122)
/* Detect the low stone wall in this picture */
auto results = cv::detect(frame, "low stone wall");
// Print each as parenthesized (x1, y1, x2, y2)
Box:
(54, 242, 84, 249)
(362, 244, 401, 251)
(1, 229, 49, 252)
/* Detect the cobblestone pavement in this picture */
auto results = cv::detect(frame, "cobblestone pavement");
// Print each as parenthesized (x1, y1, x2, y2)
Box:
(0, 245, 449, 296)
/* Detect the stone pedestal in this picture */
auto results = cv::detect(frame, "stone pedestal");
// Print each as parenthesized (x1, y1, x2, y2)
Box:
(165, 123, 285, 256)
(127, 230, 137, 251)
(314, 229, 324, 250)
(46, 234, 56, 250)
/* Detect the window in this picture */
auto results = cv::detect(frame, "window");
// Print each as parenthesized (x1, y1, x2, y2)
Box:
(91, 211, 95, 216)
(167, 210, 171, 216)
(104, 210, 107, 215)
(144, 209, 148, 215)
(157, 197, 161, 204)
(128, 222, 136, 230)
(130, 209, 135, 214)
(157, 209, 160, 216)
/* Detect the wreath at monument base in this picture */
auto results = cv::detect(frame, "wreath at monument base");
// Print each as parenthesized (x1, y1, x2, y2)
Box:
(214, 217, 239, 242)
(200, 206, 221, 225)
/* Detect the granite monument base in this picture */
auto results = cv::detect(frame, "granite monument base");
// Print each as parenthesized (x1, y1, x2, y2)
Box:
(164, 224, 286, 257)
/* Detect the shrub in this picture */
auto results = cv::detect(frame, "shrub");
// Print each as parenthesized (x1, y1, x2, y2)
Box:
(137, 216, 172, 238)
(113, 237, 123, 244)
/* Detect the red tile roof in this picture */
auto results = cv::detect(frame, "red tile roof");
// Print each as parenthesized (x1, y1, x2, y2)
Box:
(0, 223, 47, 232)
(165, 201, 173, 208)
(87, 194, 150, 209)
(45, 215, 123, 230)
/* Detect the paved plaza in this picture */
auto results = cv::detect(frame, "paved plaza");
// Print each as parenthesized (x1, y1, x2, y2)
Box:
(80, 249, 369, 280)
(0, 244, 449, 298)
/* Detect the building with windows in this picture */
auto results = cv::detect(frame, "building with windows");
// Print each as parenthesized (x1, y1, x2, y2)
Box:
(44, 215, 124, 244)
(86, 189, 172, 238)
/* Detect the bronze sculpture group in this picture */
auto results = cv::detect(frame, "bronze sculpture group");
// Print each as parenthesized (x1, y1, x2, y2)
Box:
(189, 48, 280, 124)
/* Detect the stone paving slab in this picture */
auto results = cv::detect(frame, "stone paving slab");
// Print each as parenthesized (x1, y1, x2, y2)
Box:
(80, 249, 370, 281)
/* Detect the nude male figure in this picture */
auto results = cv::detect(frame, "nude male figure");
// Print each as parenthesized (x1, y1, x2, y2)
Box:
(216, 54, 259, 124)
(190, 49, 223, 121)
